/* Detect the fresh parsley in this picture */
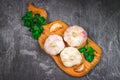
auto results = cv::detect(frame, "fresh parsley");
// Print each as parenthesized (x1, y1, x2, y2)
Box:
(79, 39, 95, 62)
(21, 11, 46, 40)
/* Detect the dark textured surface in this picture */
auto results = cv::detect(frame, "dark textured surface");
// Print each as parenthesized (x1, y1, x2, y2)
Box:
(0, 0, 120, 80)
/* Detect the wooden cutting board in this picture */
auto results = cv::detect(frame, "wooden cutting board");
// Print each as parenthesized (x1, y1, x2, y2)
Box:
(28, 2, 102, 77)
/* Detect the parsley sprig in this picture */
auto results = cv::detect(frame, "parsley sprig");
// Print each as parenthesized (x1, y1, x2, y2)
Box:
(21, 11, 46, 40)
(79, 39, 95, 62)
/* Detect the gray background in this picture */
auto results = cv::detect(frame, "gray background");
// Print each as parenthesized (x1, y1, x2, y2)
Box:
(0, 0, 120, 80)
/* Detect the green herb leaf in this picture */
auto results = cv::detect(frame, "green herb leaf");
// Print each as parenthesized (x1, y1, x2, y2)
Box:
(84, 52, 89, 57)
(21, 11, 46, 40)
(24, 21, 31, 27)
(32, 30, 40, 40)
(87, 46, 95, 53)
(22, 11, 33, 21)
(39, 27, 44, 32)
(32, 27, 39, 32)
(21, 16, 30, 21)
(79, 47, 86, 53)
(78, 40, 95, 62)
(34, 14, 40, 19)
(85, 53, 95, 62)
(38, 16, 46, 25)
(26, 11, 33, 17)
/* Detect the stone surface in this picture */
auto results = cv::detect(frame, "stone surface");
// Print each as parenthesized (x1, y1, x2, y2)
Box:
(0, 0, 120, 80)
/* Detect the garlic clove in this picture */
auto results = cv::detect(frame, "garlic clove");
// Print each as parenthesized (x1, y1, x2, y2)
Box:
(74, 64, 85, 72)
(50, 23, 62, 32)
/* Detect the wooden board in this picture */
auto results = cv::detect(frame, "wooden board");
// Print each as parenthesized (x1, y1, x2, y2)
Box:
(29, 2, 102, 77)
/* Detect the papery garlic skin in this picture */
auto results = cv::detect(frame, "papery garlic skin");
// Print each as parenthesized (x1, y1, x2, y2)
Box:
(50, 23, 62, 32)
(44, 35, 65, 55)
(60, 47, 82, 67)
(64, 25, 87, 47)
